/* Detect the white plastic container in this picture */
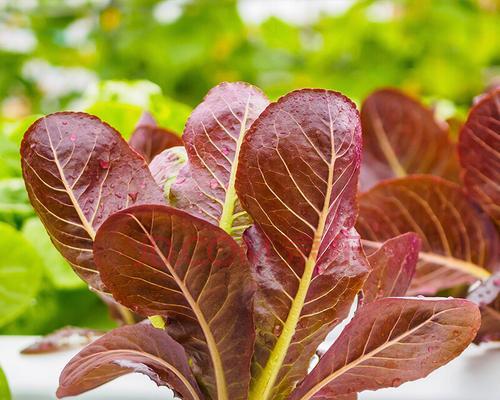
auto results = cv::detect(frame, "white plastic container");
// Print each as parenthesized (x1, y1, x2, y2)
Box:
(0, 336, 498, 400)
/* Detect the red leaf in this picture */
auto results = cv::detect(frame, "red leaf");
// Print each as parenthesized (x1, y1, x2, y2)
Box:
(357, 176, 498, 294)
(21, 327, 103, 354)
(361, 232, 420, 304)
(170, 82, 269, 240)
(57, 323, 203, 400)
(129, 112, 183, 163)
(21, 112, 164, 290)
(236, 89, 370, 399)
(474, 305, 500, 344)
(289, 297, 480, 400)
(458, 88, 500, 225)
(360, 89, 459, 191)
(93, 205, 255, 400)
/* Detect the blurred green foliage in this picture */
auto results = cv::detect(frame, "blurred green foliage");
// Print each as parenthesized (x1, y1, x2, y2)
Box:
(82, 80, 191, 135)
(0, 0, 498, 334)
(1, 0, 499, 117)
(0, 365, 10, 400)
(0, 223, 42, 328)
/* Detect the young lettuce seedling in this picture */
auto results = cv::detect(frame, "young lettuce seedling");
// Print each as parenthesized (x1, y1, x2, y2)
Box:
(21, 83, 481, 400)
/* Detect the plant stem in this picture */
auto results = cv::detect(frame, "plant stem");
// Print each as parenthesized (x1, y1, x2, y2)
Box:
(117, 304, 136, 325)
(218, 96, 251, 235)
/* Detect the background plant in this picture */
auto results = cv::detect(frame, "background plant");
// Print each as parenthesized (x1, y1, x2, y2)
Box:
(356, 87, 499, 342)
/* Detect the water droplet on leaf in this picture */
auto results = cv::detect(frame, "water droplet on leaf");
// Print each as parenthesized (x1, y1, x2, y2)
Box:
(99, 160, 109, 169)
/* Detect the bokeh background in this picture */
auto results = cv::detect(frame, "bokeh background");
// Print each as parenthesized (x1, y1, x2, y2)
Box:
(0, 0, 499, 335)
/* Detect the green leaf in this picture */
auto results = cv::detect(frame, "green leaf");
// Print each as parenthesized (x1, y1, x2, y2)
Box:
(0, 138, 21, 179)
(149, 92, 192, 134)
(82, 80, 191, 136)
(3, 114, 42, 145)
(0, 115, 41, 181)
(0, 365, 11, 400)
(22, 218, 84, 290)
(82, 80, 164, 108)
(84, 101, 144, 139)
(0, 222, 42, 328)
(0, 286, 115, 335)
(0, 178, 34, 226)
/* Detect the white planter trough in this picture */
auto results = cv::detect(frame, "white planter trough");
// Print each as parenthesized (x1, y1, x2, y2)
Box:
(1, 336, 499, 400)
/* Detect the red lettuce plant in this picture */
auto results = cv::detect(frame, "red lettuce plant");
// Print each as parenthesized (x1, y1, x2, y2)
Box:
(357, 88, 500, 343)
(21, 83, 481, 400)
